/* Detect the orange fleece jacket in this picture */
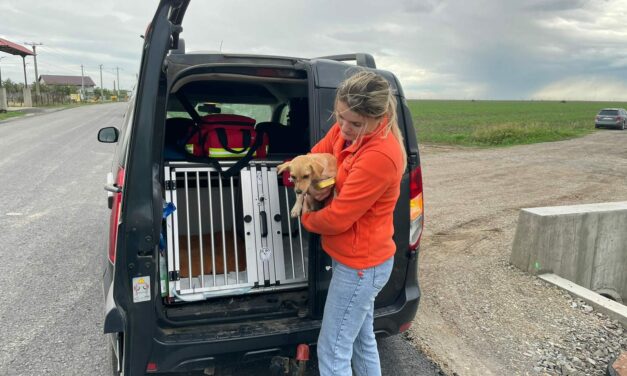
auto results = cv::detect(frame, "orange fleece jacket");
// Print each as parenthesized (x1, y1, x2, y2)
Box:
(301, 120, 404, 269)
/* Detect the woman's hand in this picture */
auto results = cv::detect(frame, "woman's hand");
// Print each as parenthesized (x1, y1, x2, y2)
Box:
(302, 194, 315, 214)
(307, 184, 333, 202)
(302, 184, 333, 214)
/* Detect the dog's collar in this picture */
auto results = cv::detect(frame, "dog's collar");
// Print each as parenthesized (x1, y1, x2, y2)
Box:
(314, 177, 336, 189)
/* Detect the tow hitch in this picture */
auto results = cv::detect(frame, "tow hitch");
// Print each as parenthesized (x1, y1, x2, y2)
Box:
(269, 344, 310, 376)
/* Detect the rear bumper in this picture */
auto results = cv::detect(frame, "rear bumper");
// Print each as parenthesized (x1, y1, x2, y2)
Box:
(120, 252, 420, 374)
(596, 121, 622, 128)
(144, 289, 418, 373)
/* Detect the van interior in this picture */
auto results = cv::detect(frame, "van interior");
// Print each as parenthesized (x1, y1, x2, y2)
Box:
(160, 54, 317, 320)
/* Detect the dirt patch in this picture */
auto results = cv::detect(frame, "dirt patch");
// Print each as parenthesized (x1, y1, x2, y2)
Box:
(409, 131, 627, 375)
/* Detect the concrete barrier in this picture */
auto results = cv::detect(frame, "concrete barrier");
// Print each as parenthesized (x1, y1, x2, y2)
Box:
(511, 202, 627, 303)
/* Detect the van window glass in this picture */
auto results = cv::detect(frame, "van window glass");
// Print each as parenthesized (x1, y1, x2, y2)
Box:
(167, 111, 191, 119)
(599, 110, 619, 115)
(167, 103, 272, 123)
(279, 104, 290, 125)
(218, 103, 271, 122)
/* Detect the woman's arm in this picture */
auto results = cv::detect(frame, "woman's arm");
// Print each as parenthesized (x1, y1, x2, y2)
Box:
(301, 150, 397, 235)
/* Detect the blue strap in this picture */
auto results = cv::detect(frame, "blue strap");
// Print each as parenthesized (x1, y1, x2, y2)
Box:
(159, 202, 177, 251)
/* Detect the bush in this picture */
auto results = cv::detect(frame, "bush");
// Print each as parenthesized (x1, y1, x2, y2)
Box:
(470, 122, 581, 146)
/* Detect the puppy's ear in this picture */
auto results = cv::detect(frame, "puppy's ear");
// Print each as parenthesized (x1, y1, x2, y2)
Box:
(310, 159, 325, 178)
(277, 161, 291, 174)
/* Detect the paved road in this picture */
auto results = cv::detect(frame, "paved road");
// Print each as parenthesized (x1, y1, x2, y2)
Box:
(0, 103, 441, 375)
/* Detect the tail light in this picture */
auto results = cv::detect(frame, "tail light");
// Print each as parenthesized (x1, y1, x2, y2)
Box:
(399, 322, 412, 333)
(146, 362, 158, 372)
(108, 167, 125, 264)
(409, 166, 424, 252)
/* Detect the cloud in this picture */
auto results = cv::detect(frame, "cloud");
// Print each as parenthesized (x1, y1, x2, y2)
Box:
(532, 75, 627, 101)
(523, 0, 589, 12)
(402, 0, 443, 13)
(1, 0, 626, 100)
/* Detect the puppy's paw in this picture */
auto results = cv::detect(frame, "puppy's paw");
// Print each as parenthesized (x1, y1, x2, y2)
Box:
(290, 207, 301, 218)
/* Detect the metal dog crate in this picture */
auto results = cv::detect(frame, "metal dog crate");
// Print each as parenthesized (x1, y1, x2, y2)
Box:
(163, 161, 308, 301)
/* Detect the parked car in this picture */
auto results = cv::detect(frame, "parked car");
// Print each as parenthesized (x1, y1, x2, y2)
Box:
(97, 1, 423, 374)
(595, 108, 627, 130)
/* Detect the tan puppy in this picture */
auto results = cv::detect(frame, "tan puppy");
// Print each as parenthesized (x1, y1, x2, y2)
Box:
(277, 153, 337, 217)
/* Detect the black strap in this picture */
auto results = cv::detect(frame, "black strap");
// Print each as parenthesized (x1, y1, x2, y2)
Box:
(216, 128, 252, 154)
(175, 92, 202, 125)
(186, 154, 224, 173)
(181, 126, 224, 173)
(185, 124, 268, 178)
(220, 124, 267, 178)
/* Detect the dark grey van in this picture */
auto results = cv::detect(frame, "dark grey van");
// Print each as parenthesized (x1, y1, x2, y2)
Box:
(98, 1, 424, 374)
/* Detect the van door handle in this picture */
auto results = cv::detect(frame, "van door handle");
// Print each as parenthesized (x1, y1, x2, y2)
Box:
(259, 211, 268, 237)
(104, 184, 122, 194)
(105, 184, 121, 209)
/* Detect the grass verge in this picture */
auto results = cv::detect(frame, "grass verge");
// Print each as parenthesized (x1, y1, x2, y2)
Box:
(0, 111, 26, 122)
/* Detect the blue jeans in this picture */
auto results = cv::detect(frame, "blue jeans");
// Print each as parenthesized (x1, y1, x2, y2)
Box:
(317, 256, 394, 376)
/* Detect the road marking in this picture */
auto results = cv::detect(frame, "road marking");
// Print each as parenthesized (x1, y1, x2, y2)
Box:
(6, 212, 23, 216)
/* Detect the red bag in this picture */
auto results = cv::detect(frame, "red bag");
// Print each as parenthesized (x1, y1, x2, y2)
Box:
(184, 114, 269, 159)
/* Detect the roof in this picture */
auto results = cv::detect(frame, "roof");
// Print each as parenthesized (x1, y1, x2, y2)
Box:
(0, 38, 33, 57)
(39, 75, 96, 86)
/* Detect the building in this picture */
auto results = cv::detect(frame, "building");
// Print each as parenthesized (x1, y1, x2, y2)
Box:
(38, 75, 96, 93)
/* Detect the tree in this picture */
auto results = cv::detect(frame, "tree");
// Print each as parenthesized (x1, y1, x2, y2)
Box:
(1, 79, 24, 93)
(94, 87, 113, 99)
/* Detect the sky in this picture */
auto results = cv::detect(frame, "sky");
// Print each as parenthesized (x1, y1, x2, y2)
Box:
(1, 0, 627, 100)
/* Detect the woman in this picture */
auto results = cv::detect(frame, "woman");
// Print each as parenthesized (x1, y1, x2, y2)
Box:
(301, 70, 407, 376)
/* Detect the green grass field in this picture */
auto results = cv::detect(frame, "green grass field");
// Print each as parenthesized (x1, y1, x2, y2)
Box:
(407, 100, 627, 147)
(0, 111, 26, 122)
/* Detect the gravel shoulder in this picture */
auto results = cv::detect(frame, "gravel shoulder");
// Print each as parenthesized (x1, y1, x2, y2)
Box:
(409, 131, 627, 375)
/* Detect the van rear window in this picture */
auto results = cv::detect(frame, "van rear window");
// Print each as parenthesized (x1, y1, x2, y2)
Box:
(167, 103, 271, 122)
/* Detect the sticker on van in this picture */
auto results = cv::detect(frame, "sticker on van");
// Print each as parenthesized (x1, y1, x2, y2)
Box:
(132, 276, 151, 303)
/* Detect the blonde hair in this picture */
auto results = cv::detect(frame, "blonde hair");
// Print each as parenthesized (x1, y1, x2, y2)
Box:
(335, 70, 407, 171)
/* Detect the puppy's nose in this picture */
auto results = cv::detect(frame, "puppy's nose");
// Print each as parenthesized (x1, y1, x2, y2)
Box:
(295, 189, 303, 194)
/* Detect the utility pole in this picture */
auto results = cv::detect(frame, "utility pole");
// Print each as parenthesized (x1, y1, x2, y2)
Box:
(25, 42, 42, 95)
(115, 67, 120, 101)
(0, 57, 5, 88)
(80, 65, 85, 101)
(99, 64, 104, 102)
(22, 57, 28, 88)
